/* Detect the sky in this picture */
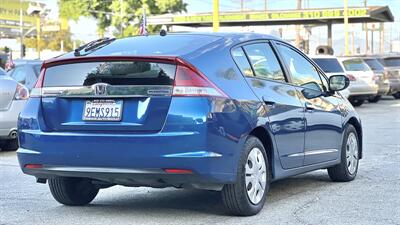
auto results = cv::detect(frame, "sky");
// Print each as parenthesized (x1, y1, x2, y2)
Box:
(5, 0, 400, 56)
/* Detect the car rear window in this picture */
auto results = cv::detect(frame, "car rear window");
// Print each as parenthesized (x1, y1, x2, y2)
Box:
(342, 59, 371, 71)
(312, 58, 344, 73)
(43, 61, 176, 87)
(363, 58, 384, 71)
(33, 65, 41, 76)
(382, 57, 400, 67)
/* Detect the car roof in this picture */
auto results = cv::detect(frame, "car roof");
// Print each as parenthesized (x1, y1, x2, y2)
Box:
(54, 32, 283, 61)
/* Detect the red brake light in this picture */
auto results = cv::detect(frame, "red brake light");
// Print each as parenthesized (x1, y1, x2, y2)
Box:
(347, 74, 357, 81)
(173, 58, 228, 97)
(14, 83, 29, 100)
(164, 168, 193, 174)
(34, 68, 45, 88)
(30, 68, 45, 98)
(24, 164, 43, 169)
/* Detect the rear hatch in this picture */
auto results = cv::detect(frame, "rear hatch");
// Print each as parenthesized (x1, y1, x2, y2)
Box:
(0, 76, 17, 111)
(39, 58, 176, 133)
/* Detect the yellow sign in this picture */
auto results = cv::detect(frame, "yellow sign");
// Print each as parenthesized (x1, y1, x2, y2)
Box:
(173, 8, 368, 23)
(0, 0, 36, 29)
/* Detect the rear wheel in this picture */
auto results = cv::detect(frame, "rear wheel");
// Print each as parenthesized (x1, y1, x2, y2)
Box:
(222, 136, 270, 216)
(393, 92, 400, 99)
(48, 177, 99, 206)
(328, 124, 359, 182)
(350, 99, 364, 107)
(368, 95, 381, 103)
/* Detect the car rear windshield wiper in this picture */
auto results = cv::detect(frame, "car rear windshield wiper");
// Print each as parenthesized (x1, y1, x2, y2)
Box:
(74, 37, 116, 57)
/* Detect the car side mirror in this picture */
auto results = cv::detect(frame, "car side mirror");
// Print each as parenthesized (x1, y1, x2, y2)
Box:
(329, 75, 349, 92)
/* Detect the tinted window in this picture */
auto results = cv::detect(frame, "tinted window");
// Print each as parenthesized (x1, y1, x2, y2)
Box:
(312, 58, 344, 73)
(33, 65, 41, 76)
(232, 48, 254, 76)
(277, 44, 323, 91)
(382, 57, 400, 67)
(243, 43, 285, 82)
(363, 59, 384, 71)
(342, 59, 371, 71)
(10, 66, 27, 84)
(44, 61, 176, 87)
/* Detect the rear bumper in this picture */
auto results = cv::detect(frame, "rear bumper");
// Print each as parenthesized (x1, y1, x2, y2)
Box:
(20, 161, 224, 190)
(388, 79, 400, 94)
(17, 129, 237, 187)
(0, 100, 26, 139)
(348, 83, 378, 97)
(377, 80, 390, 95)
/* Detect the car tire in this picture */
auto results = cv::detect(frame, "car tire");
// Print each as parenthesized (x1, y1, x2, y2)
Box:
(350, 99, 364, 107)
(48, 177, 99, 206)
(368, 95, 381, 103)
(328, 124, 359, 182)
(393, 92, 400, 99)
(2, 139, 19, 151)
(221, 136, 270, 216)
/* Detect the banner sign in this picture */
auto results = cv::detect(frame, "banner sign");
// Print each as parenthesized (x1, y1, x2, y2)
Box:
(172, 8, 368, 23)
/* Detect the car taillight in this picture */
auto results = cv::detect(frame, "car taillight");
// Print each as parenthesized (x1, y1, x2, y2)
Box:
(172, 58, 228, 98)
(30, 68, 45, 98)
(347, 74, 357, 81)
(14, 83, 29, 100)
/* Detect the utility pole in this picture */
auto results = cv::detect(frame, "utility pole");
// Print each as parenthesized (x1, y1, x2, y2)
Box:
(264, 0, 267, 11)
(19, 0, 24, 58)
(120, 0, 123, 36)
(344, 0, 349, 56)
(364, 0, 369, 53)
(295, 0, 301, 48)
(36, 15, 41, 59)
(379, 23, 384, 53)
(212, 0, 219, 32)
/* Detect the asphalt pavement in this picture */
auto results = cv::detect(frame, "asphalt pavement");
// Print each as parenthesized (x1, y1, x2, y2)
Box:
(1, 97, 399, 225)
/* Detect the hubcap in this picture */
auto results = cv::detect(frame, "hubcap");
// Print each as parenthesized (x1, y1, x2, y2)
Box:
(346, 132, 359, 175)
(245, 147, 267, 205)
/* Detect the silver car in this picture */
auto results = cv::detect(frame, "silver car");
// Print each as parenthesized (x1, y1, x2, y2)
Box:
(0, 66, 31, 150)
(338, 57, 378, 106)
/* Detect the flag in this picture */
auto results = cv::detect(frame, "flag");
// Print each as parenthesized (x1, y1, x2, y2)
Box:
(5, 51, 15, 71)
(138, 8, 147, 36)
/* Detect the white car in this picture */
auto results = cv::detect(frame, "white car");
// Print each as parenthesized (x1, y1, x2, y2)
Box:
(0, 67, 30, 150)
(310, 55, 350, 99)
(338, 57, 378, 106)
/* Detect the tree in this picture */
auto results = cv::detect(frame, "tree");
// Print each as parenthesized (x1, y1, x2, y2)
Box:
(59, 0, 187, 38)
(23, 29, 81, 52)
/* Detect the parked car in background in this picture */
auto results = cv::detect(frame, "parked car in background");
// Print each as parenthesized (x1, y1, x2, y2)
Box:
(360, 57, 390, 102)
(310, 55, 350, 99)
(0, 67, 30, 150)
(7, 60, 42, 90)
(17, 33, 362, 216)
(339, 58, 378, 106)
(376, 55, 400, 99)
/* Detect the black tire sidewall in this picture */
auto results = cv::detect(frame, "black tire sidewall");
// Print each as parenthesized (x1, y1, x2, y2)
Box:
(341, 125, 359, 179)
(237, 136, 270, 214)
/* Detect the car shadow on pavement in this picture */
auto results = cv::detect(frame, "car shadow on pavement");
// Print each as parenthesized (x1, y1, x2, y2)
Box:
(79, 171, 333, 216)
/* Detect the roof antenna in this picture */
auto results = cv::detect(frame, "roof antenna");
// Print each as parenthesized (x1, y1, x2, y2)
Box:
(160, 25, 167, 36)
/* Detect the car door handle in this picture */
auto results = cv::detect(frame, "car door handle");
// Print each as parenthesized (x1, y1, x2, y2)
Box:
(262, 96, 276, 106)
(305, 103, 316, 111)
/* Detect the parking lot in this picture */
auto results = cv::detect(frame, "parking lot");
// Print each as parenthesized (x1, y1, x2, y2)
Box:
(0, 97, 399, 225)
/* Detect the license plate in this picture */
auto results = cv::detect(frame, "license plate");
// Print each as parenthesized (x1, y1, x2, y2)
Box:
(83, 99, 123, 121)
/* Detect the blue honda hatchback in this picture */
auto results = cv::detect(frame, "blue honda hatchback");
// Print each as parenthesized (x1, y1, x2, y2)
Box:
(17, 33, 362, 216)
